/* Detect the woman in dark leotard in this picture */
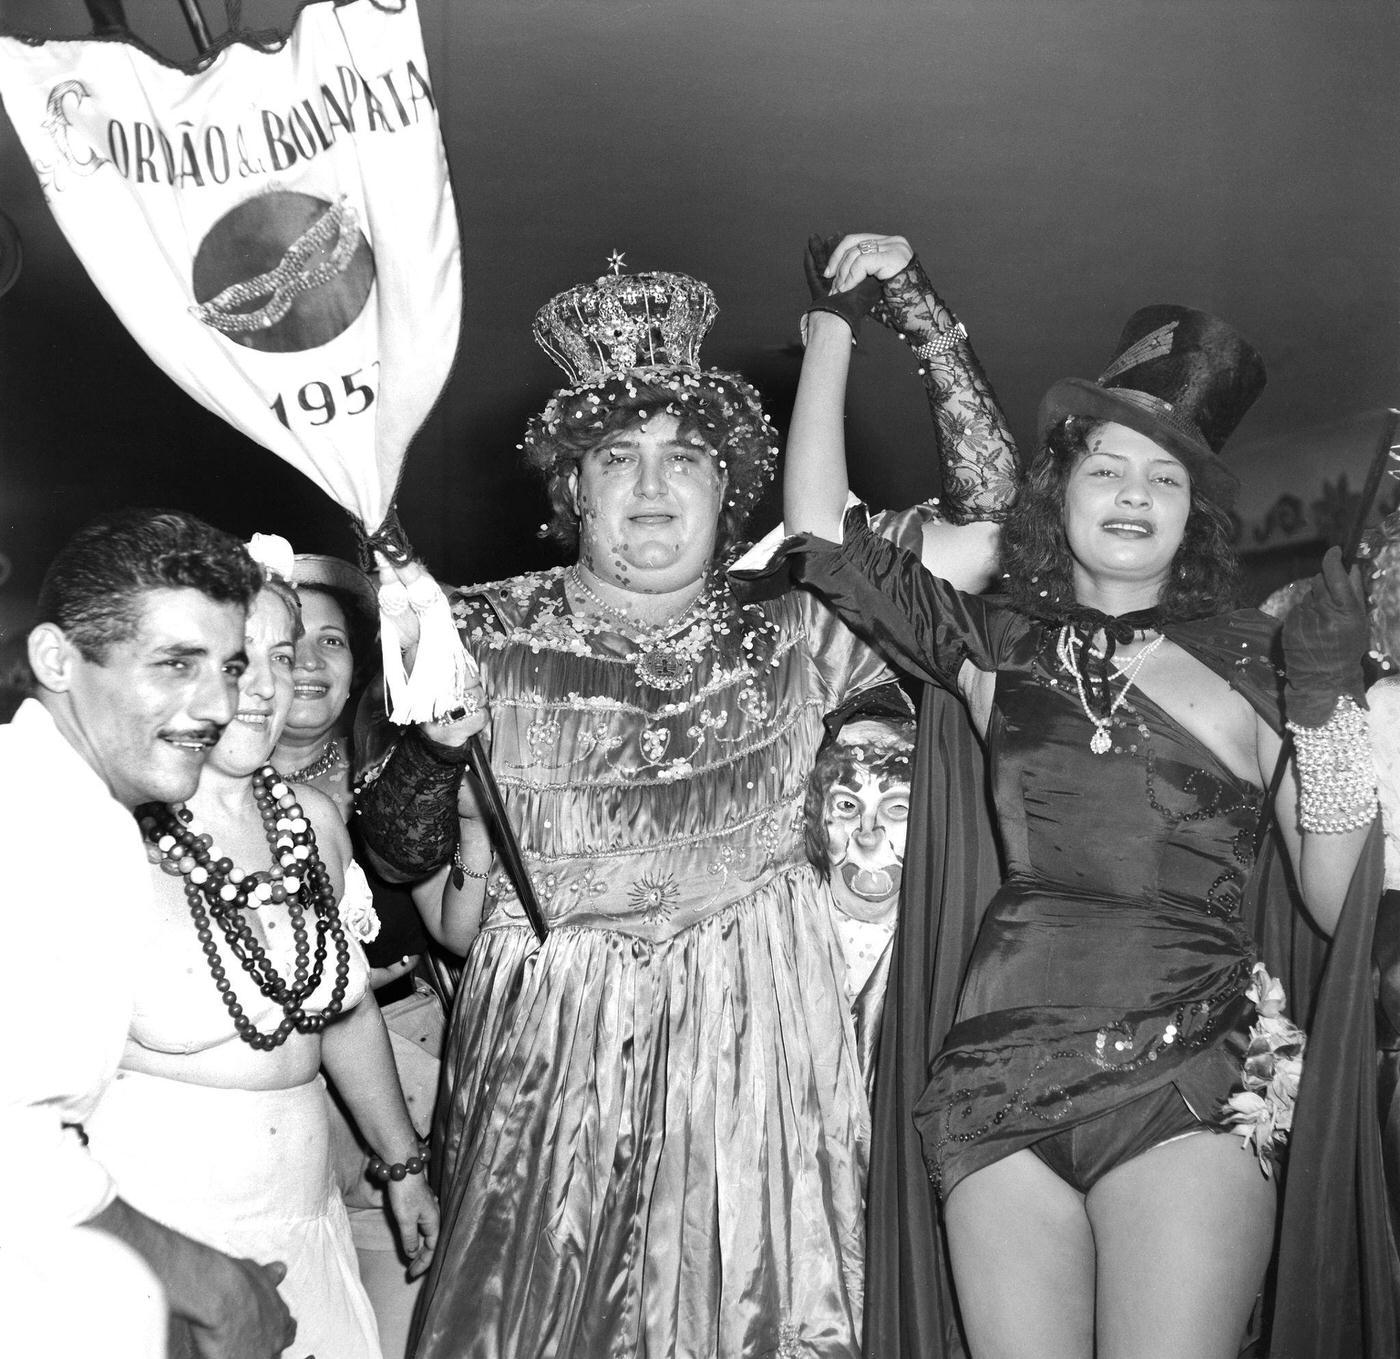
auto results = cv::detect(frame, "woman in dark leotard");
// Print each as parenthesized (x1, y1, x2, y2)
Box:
(781, 234, 1375, 1359)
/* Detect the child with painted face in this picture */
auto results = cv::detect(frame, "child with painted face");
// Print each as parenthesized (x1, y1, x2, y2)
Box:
(805, 698, 916, 1097)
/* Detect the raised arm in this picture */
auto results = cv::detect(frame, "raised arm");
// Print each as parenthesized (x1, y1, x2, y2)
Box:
(870, 247, 1019, 527)
(784, 232, 1018, 592)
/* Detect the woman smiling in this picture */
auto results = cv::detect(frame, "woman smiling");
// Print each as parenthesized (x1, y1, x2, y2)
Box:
(780, 241, 1375, 1358)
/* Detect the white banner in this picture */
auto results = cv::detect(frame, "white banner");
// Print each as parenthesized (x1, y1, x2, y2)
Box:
(0, 0, 461, 532)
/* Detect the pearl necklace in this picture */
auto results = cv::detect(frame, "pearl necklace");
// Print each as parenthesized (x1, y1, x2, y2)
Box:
(1056, 626, 1165, 755)
(566, 566, 714, 691)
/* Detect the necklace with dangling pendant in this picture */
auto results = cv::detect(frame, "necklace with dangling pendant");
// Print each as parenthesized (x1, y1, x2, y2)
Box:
(1056, 625, 1165, 754)
(635, 637, 699, 691)
(567, 566, 712, 692)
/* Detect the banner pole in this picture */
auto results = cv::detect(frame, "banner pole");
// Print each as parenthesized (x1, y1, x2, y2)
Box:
(1342, 407, 1400, 568)
(174, 0, 214, 55)
(82, 2, 129, 37)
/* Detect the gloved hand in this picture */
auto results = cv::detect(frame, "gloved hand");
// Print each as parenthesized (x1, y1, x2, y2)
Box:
(803, 232, 883, 342)
(1282, 545, 1370, 727)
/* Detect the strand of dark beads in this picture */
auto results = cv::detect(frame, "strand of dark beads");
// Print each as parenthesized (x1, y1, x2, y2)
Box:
(140, 767, 352, 1051)
(367, 1147, 430, 1182)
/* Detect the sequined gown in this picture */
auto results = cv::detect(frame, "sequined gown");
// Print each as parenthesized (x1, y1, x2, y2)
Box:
(359, 569, 890, 1359)
(788, 526, 1281, 1196)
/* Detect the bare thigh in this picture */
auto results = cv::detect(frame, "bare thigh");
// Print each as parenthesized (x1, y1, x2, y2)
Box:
(944, 1149, 1095, 1359)
(1087, 1130, 1276, 1359)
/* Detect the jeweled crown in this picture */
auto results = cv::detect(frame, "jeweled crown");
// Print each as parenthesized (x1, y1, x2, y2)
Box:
(532, 266, 718, 387)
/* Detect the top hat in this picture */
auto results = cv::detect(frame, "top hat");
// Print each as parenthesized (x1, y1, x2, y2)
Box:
(533, 269, 718, 388)
(1038, 305, 1266, 508)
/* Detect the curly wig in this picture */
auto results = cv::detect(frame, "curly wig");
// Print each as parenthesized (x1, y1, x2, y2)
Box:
(520, 369, 777, 560)
(999, 417, 1240, 622)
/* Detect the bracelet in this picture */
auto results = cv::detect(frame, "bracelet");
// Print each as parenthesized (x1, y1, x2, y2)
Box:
(913, 321, 968, 362)
(451, 843, 490, 881)
(367, 1145, 429, 1183)
(1286, 694, 1378, 833)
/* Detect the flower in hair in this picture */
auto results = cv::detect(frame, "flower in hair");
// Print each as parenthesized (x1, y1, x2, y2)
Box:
(245, 533, 296, 585)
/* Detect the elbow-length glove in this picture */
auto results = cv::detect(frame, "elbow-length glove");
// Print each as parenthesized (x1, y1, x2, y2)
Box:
(872, 255, 1018, 524)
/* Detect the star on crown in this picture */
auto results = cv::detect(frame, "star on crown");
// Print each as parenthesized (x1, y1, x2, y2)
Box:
(532, 259, 719, 388)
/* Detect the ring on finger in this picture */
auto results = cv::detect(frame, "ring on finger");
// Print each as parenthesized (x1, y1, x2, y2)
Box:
(440, 693, 481, 724)
(857, 239, 882, 255)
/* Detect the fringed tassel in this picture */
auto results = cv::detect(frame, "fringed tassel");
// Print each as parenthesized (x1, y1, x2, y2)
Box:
(378, 574, 476, 724)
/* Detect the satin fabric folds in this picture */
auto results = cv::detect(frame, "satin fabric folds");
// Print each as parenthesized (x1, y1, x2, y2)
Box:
(411, 568, 892, 1359)
(775, 521, 1398, 1358)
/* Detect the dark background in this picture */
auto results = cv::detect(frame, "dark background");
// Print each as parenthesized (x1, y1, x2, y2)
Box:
(1, 0, 1396, 639)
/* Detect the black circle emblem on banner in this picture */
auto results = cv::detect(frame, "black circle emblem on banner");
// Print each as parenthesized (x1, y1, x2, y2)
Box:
(191, 191, 375, 354)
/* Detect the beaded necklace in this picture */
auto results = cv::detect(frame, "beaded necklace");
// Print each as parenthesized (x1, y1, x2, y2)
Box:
(279, 735, 346, 786)
(566, 566, 715, 691)
(139, 766, 351, 1051)
(1056, 626, 1165, 754)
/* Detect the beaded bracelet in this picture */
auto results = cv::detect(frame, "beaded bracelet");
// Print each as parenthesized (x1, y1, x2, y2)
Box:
(913, 321, 968, 362)
(368, 1146, 430, 1183)
(1286, 694, 1378, 833)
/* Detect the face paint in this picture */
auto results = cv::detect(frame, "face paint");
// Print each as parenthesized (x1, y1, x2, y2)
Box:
(813, 717, 914, 925)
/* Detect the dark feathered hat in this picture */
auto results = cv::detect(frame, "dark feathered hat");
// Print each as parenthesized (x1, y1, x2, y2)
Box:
(1038, 304, 1266, 507)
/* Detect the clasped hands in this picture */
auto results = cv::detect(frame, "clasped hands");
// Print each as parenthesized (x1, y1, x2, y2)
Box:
(803, 231, 915, 343)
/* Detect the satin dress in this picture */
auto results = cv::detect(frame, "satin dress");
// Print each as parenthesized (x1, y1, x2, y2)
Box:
(790, 526, 1278, 1197)
(411, 569, 889, 1359)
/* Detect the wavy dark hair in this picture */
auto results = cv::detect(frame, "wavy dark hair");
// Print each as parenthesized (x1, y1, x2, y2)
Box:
(36, 508, 261, 662)
(520, 370, 777, 560)
(1000, 418, 1239, 621)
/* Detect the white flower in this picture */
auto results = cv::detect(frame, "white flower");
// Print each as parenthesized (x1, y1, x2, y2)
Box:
(338, 860, 381, 943)
(1246, 962, 1287, 1018)
(245, 532, 295, 584)
(1224, 963, 1306, 1177)
(1225, 1089, 1270, 1130)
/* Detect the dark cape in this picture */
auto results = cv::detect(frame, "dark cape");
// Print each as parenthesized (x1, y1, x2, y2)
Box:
(861, 675, 1000, 1358)
(739, 527, 1399, 1358)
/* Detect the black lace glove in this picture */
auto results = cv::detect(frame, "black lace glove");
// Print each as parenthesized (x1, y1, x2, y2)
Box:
(1282, 546, 1370, 727)
(355, 726, 468, 880)
(803, 233, 882, 342)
